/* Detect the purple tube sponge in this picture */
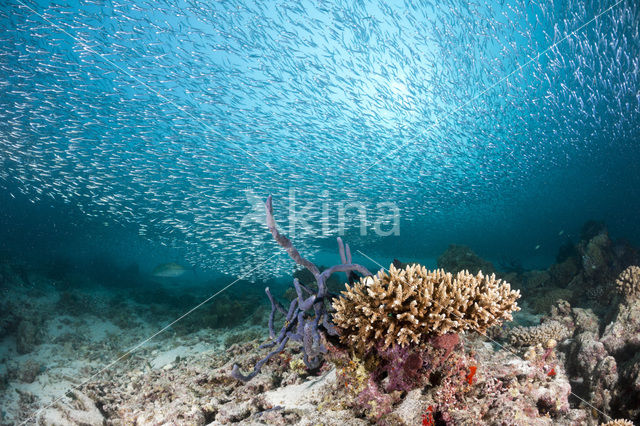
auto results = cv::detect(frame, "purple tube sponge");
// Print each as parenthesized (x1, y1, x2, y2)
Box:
(231, 195, 373, 382)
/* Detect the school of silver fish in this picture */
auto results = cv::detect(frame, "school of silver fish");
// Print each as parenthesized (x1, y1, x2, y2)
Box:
(0, 0, 638, 279)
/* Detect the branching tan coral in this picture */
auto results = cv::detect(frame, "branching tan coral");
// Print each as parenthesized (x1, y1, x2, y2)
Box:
(600, 420, 634, 426)
(331, 264, 520, 353)
(616, 265, 640, 299)
(509, 320, 571, 347)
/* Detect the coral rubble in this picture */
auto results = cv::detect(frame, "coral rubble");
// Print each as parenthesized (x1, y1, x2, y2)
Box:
(37, 390, 104, 425)
(601, 420, 635, 426)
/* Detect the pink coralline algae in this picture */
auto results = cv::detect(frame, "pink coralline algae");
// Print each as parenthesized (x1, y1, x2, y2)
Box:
(375, 344, 427, 392)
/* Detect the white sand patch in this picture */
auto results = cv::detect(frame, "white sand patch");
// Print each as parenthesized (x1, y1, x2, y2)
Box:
(264, 369, 336, 410)
(76, 317, 121, 343)
(0, 280, 245, 422)
(44, 315, 77, 339)
(0, 311, 151, 422)
(149, 342, 211, 369)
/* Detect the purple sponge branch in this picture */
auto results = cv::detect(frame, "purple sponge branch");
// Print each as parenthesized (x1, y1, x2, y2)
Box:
(265, 195, 320, 277)
(231, 195, 373, 382)
(293, 278, 316, 310)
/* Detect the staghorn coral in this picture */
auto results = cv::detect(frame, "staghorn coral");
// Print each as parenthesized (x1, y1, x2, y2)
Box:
(509, 320, 572, 347)
(616, 265, 640, 299)
(332, 263, 520, 353)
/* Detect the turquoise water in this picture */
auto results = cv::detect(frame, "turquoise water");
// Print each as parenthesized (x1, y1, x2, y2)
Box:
(0, 0, 639, 421)
(1, 0, 638, 280)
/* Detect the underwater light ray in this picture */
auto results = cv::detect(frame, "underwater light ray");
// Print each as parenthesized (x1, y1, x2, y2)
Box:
(20, 251, 280, 425)
(354, 0, 626, 178)
(12, 0, 280, 177)
(355, 249, 614, 422)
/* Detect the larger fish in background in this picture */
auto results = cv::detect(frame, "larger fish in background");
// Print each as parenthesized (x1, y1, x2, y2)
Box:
(151, 262, 194, 278)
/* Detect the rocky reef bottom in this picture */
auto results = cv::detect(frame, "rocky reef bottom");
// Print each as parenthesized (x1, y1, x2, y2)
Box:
(8, 313, 613, 425)
(1, 220, 640, 425)
(1, 274, 635, 425)
(79, 289, 640, 426)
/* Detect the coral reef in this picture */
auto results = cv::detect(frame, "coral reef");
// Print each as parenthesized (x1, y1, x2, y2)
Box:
(332, 264, 520, 353)
(549, 255, 581, 287)
(530, 288, 574, 313)
(581, 220, 608, 242)
(510, 320, 572, 347)
(324, 262, 520, 422)
(601, 298, 640, 359)
(504, 222, 639, 319)
(231, 195, 372, 382)
(522, 269, 552, 289)
(526, 295, 640, 423)
(0, 248, 623, 424)
(3, 220, 640, 424)
(580, 232, 614, 281)
(616, 265, 640, 300)
(250, 329, 585, 425)
(567, 226, 637, 307)
(437, 244, 495, 275)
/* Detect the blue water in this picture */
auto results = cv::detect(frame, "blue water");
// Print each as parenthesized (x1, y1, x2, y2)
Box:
(2, 0, 639, 281)
(1, 0, 640, 421)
